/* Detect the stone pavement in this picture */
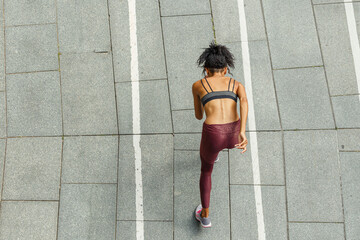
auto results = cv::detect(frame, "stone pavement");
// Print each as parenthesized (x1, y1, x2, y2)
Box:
(0, 0, 359, 239)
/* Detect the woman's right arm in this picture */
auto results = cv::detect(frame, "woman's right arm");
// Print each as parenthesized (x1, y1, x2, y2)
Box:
(235, 81, 248, 153)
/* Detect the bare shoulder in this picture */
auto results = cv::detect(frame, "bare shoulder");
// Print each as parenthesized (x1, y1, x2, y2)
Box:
(192, 79, 203, 95)
(233, 79, 247, 99)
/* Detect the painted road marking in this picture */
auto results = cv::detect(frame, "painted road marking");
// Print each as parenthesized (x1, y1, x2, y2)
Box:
(237, 0, 266, 239)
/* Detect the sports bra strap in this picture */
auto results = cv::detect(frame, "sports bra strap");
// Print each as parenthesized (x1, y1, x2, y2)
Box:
(232, 78, 235, 92)
(204, 76, 213, 92)
(200, 79, 209, 94)
(228, 78, 232, 91)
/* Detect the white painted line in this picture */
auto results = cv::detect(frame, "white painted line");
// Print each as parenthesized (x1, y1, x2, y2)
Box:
(128, 0, 144, 239)
(344, 0, 360, 102)
(237, 0, 266, 239)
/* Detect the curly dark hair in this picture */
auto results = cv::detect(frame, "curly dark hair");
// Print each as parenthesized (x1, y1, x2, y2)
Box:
(197, 40, 235, 76)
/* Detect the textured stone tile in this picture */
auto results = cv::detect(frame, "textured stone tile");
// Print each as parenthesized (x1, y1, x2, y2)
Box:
(339, 152, 360, 240)
(289, 223, 345, 240)
(314, 3, 359, 95)
(116, 80, 172, 134)
(117, 135, 173, 221)
(0, 201, 58, 240)
(0, 3, 4, 91)
(62, 135, 118, 183)
(274, 67, 334, 130)
(60, 52, 117, 135)
(6, 71, 62, 137)
(116, 221, 173, 240)
(174, 150, 230, 239)
(160, 0, 210, 16)
(284, 130, 343, 222)
(337, 129, 360, 151)
(58, 184, 117, 240)
(212, 0, 266, 43)
(5, 24, 58, 73)
(2, 137, 62, 200)
(0, 92, 5, 138)
(109, 0, 167, 82)
(172, 110, 204, 133)
(0, 139, 5, 200)
(262, 0, 322, 68)
(229, 131, 284, 185)
(174, 133, 201, 150)
(57, 0, 110, 53)
(4, 0, 56, 26)
(162, 14, 213, 110)
(332, 95, 360, 128)
(230, 185, 287, 240)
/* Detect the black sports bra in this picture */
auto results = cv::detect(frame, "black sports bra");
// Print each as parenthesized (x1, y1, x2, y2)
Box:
(200, 76, 238, 106)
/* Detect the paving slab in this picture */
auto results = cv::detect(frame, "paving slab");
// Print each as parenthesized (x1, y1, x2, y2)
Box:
(0, 2, 4, 91)
(314, 3, 360, 96)
(211, 0, 266, 43)
(62, 135, 118, 183)
(289, 223, 344, 240)
(162, 14, 213, 110)
(339, 152, 360, 240)
(313, 0, 360, 4)
(0, 139, 5, 199)
(117, 134, 173, 221)
(284, 130, 343, 222)
(274, 67, 334, 130)
(109, 0, 167, 82)
(230, 185, 287, 240)
(172, 110, 204, 133)
(174, 133, 202, 150)
(5, 24, 58, 73)
(2, 137, 62, 200)
(116, 221, 173, 240)
(57, 0, 110, 53)
(57, 184, 117, 240)
(159, 0, 210, 16)
(262, 0, 322, 69)
(174, 150, 230, 240)
(6, 71, 62, 137)
(116, 80, 172, 134)
(60, 52, 118, 135)
(0, 201, 58, 240)
(229, 131, 284, 185)
(4, 0, 56, 26)
(0, 92, 5, 137)
(337, 129, 360, 151)
(332, 95, 360, 128)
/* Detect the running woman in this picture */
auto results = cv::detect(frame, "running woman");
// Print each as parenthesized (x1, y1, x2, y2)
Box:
(192, 41, 249, 228)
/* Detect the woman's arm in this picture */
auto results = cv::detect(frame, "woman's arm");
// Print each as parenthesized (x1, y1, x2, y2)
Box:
(237, 82, 248, 132)
(192, 82, 204, 120)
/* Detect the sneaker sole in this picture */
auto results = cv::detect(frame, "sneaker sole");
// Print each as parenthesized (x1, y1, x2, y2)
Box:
(195, 208, 212, 228)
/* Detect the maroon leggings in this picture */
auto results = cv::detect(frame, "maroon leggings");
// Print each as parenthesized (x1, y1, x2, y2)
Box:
(199, 118, 241, 208)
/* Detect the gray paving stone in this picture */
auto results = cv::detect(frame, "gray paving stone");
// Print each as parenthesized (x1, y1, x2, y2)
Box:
(116, 221, 173, 240)
(284, 130, 343, 222)
(212, 0, 266, 43)
(332, 95, 360, 128)
(174, 133, 201, 150)
(159, 0, 210, 16)
(117, 134, 173, 221)
(6, 71, 62, 137)
(0, 201, 58, 240)
(313, 0, 359, 3)
(0, 92, 5, 138)
(58, 184, 117, 240)
(5, 24, 58, 73)
(173, 110, 204, 133)
(2, 137, 62, 200)
(60, 52, 118, 135)
(4, 0, 56, 26)
(314, 3, 359, 96)
(109, 0, 167, 82)
(230, 185, 287, 240)
(62, 135, 118, 183)
(0, 3, 4, 91)
(162, 15, 213, 110)
(0, 139, 5, 200)
(229, 131, 284, 185)
(174, 150, 230, 240)
(116, 80, 172, 134)
(339, 152, 360, 240)
(337, 129, 360, 151)
(274, 67, 334, 130)
(57, 0, 110, 53)
(262, 0, 322, 69)
(289, 223, 345, 240)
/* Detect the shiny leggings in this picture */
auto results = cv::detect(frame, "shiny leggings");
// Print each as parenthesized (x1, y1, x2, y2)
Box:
(199, 118, 241, 208)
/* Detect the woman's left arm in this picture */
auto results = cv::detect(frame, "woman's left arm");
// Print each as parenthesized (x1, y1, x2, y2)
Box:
(192, 82, 204, 120)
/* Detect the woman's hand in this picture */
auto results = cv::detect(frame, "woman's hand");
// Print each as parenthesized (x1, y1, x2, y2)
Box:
(235, 132, 248, 154)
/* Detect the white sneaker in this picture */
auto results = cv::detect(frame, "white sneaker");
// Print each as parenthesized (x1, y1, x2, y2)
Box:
(195, 204, 212, 228)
